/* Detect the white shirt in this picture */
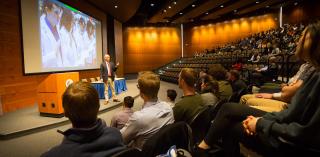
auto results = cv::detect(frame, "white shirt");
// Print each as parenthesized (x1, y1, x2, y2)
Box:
(59, 26, 77, 67)
(40, 15, 61, 68)
(120, 100, 174, 150)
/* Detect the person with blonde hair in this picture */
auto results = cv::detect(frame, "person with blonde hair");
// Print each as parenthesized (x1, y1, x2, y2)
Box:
(120, 71, 174, 150)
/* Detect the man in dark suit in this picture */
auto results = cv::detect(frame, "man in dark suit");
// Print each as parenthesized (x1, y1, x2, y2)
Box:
(100, 54, 119, 104)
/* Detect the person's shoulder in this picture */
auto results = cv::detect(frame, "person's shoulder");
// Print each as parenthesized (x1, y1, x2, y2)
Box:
(40, 144, 72, 157)
(103, 125, 122, 134)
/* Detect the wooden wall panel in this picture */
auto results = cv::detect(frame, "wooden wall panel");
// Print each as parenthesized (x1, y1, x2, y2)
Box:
(283, 1, 320, 24)
(123, 27, 181, 73)
(114, 19, 124, 77)
(183, 14, 277, 57)
(0, 0, 106, 113)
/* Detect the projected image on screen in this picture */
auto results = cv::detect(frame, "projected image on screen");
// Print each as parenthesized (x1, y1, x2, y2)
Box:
(39, 0, 97, 68)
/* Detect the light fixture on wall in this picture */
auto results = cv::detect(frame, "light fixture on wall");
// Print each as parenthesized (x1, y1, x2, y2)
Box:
(220, 5, 224, 8)
(192, 4, 196, 7)
(114, 5, 118, 8)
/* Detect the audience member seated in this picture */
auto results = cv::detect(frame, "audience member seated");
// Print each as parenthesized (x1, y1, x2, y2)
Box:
(195, 22, 320, 157)
(251, 56, 278, 86)
(166, 89, 177, 108)
(120, 71, 174, 150)
(241, 62, 316, 112)
(195, 69, 208, 93)
(231, 58, 243, 71)
(248, 52, 261, 63)
(228, 70, 247, 94)
(110, 96, 134, 129)
(208, 64, 233, 100)
(173, 68, 206, 124)
(41, 82, 125, 157)
(200, 75, 219, 106)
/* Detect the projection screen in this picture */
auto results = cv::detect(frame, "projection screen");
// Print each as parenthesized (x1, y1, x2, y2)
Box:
(20, 0, 103, 74)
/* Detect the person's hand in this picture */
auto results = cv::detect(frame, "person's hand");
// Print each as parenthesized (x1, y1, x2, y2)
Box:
(242, 117, 251, 135)
(116, 62, 120, 66)
(280, 83, 288, 88)
(255, 93, 273, 99)
(243, 116, 260, 135)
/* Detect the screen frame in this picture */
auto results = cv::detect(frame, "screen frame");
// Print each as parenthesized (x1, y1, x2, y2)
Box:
(19, 0, 104, 75)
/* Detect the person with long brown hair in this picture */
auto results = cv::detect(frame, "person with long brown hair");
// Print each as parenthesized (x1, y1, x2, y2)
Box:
(195, 22, 320, 157)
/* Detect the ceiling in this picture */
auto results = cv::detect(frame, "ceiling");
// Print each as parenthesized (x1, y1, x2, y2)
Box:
(84, 0, 304, 26)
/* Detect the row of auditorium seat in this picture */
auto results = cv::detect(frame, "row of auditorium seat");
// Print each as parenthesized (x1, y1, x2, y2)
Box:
(157, 53, 298, 85)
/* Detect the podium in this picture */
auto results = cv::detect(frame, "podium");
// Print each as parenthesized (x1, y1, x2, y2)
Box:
(37, 72, 79, 117)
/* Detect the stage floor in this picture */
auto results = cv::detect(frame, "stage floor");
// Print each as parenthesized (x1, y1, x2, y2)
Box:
(0, 79, 140, 139)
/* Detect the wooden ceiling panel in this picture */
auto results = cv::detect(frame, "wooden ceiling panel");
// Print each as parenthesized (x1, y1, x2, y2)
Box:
(86, 0, 141, 22)
(237, 0, 282, 15)
(173, 0, 228, 23)
(202, 0, 257, 20)
(148, 0, 197, 23)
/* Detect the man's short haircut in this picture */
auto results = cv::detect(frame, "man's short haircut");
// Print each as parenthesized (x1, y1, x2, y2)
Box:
(180, 68, 198, 87)
(123, 96, 134, 108)
(208, 64, 227, 81)
(229, 70, 240, 80)
(62, 82, 99, 127)
(167, 89, 177, 101)
(138, 71, 160, 99)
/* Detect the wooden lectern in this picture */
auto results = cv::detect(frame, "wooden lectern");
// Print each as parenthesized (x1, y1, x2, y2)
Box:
(37, 72, 79, 117)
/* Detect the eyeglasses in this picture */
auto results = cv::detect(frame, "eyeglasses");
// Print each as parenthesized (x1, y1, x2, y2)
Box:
(136, 84, 140, 89)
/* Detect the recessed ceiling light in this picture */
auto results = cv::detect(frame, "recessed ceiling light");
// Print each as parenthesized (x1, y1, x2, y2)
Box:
(192, 4, 196, 7)
(234, 9, 237, 12)
(220, 5, 224, 8)
(173, 1, 177, 5)
(179, 12, 183, 15)
(206, 12, 209, 15)
(168, 6, 171, 9)
(114, 5, 118, 8)
(266, 5, 270, 8)
(150, 3, 155, 7)
(294, 2, 298, 5)
(256, 1, 259, 4)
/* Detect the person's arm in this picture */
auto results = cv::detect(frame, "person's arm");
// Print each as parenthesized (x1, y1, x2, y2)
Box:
(110, 114, 118, 128)
(256, 106, 320, 146)
(100, 63, 104, 81)
(120, 114, 140, 145)
(172, 103, 184, 122)
(112, 62, 119, 72)
(280, 80, 303, 103)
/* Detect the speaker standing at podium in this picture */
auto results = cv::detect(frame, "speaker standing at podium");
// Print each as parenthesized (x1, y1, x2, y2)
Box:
(100, 54, 120, 104)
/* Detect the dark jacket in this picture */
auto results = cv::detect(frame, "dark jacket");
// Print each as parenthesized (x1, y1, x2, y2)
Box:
(257, 71, 320, 150)
(41, 119, 125, 157)
(100, 61, 118, 81)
